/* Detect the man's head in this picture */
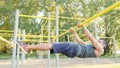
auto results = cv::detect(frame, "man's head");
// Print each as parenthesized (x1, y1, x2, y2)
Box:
(98, 38, 108, 48)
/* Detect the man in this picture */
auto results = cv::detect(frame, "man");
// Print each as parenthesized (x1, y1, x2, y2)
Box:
(19, 25, 108, 58)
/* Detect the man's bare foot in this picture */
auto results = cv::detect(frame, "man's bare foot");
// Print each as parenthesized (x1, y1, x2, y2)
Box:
(21, 44, 29, 53)
(17, 41, 30, 53)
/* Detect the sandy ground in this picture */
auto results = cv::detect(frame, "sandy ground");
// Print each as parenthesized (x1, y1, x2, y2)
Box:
(0, 58, 120, 68)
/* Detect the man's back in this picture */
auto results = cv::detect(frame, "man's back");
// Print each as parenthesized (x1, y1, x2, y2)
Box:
(77, 44, 96, 58)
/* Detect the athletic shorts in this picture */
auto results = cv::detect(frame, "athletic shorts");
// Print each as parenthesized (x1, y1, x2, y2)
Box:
(50, 42, 79, 58)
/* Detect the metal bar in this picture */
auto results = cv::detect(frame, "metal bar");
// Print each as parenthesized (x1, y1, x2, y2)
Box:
(21, 29, 26, 64)
(19, 14, 55, 20)
(58, 1, 120, 37)
(48, 12, 51, 68)
(113, 34, 118, 63)
(11, 9, 19, 68)
(56, 4, 59, 68)
(16, 29, 21, 68)
(94, 20, 99, 64)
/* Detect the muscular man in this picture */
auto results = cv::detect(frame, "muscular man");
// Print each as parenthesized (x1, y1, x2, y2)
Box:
(19, 25, 108, 58)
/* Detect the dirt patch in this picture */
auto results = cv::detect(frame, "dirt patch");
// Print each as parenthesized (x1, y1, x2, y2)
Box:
(0, 58, 120, 68)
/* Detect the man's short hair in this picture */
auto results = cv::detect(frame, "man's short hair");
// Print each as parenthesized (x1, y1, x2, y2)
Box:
(99, 38, 108, 48)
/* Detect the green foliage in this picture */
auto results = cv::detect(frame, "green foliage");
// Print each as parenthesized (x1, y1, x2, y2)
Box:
(0, 40, 12, 54)
(0, 51, 12, 60)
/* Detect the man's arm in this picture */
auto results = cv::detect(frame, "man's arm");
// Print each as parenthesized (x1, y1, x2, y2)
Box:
(83, 26, 104, 54)
(71, 29, 85, 44)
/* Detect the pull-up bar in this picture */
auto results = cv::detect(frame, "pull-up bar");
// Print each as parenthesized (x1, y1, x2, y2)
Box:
(19, 14, 55, 20)
(0, 36, 14, 47)
(58, 1, 120, 37)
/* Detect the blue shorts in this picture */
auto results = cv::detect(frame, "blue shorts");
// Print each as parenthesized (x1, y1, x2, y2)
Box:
(50, 42, 79, 58)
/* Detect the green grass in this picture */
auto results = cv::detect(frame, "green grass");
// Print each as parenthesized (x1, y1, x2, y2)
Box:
(0, 51, 68, 60)
(0, 52, 12, 60)
(26, 51, 68, 59)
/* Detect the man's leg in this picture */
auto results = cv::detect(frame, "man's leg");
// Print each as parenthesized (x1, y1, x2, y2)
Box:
(22, 43, 53, 52)
(22, 42, 78, 58)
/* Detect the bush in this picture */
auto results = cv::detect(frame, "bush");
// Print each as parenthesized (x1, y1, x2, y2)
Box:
(0, 40, 12, 54)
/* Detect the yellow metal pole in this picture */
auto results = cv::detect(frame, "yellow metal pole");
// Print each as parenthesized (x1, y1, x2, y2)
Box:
(58, 1, 120, 37)
(19, 14, 55, 20)
(0, 36, 14, 47)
